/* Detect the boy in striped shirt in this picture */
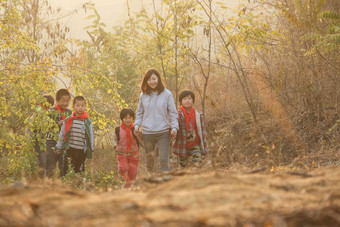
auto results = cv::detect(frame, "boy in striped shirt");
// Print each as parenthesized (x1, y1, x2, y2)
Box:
(56, 96, 95, 176)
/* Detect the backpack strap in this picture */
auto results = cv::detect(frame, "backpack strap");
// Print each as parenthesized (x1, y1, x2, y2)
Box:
(115, 126, 140, 148)
(115, 126, 120, 143)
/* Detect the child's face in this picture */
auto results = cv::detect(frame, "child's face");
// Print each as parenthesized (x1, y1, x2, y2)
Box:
(73, 100, 86, 116)
(40, 97, 52, 110)
(40, 105, 50, 111)
(57, 95, 70, 110)
(147, 74, 158, 90)
(181, 95, 194, 109)
(122, 114, 134, 128)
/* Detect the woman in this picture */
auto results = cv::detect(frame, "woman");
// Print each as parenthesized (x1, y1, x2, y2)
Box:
(134, 68, 178, 173)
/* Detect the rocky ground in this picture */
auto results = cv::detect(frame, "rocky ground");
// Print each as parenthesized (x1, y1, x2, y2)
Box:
(1, 166, 340, 227)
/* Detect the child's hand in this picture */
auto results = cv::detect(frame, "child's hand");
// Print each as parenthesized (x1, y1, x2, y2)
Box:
(115, 145, 121, 152)
(58, 120, 63, 126)
(172, 140, 176, 147)
(56, 149, 61, 155)
(171, 130, 177, 140)
(134, 127, 141, 136)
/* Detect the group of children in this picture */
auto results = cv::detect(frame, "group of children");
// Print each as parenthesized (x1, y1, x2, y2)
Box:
(31, 77, 207, 189)
(31, 89, 94, 178)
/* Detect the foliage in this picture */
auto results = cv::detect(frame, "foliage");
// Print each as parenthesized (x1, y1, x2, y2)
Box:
(225, 5, 275, 53)
(134, 0, 198, 95)
(62, 3, 137, 135)
(4, 150, 38, 181)
(0, 0, 68, 180)
(86, 169, 122, 191)
(305, 10, 340, 53)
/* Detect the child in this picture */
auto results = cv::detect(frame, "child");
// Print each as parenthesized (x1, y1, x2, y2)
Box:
(173, 90, 208, 167)
(46, 89, 72, 177)
(113, 108, 140, 188)
(28, 94, 55, 176)
(56, 96, 95, 176)
(37, 94, 55, 112)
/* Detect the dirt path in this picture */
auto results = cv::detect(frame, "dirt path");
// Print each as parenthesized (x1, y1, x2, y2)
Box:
(1, 166, 340, 227)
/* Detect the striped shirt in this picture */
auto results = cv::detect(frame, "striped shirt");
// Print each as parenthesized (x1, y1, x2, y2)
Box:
(69, 119, 86, 149)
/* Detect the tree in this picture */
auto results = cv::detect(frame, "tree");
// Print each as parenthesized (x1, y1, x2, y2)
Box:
(62, 2, 136, 135)
(188, 0, 213, 115)
(240, 0, 340, 147)
(0, 0, 71, 179)
(135, 0, 197, 105)
(196, 0, 265, 121)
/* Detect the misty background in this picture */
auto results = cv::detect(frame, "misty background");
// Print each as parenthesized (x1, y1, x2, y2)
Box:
(50, 0, 240, 39)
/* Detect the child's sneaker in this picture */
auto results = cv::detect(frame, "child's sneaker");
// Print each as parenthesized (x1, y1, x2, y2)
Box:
(124, 183, 132, 189)
(179, 156, 188, 167)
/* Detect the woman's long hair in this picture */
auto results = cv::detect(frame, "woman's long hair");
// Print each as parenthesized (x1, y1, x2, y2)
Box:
(140, 68, 165, 95)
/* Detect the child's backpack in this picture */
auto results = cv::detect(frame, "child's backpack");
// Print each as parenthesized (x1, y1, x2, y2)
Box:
(115, 126, 140, 147)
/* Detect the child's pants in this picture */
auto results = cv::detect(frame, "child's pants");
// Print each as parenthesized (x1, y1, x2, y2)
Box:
(46, 140, 63, 177)
(34, 140, 46, 175)
(117, 152, 139, 186)
(63, 147, 87, 176)
(179, 145, 202, 167)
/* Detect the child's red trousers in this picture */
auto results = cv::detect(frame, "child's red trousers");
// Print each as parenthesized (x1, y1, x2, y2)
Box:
(117, 152, 139, 186)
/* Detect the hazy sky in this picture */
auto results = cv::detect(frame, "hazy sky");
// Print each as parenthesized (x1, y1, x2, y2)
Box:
(50, 0, 240, 39)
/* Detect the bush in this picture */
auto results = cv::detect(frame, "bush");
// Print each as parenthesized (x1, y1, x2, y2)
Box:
(0, 150, 39, 184)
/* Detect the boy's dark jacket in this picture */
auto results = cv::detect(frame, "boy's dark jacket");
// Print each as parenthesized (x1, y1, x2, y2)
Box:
(56, 115, 95, 159)
(49, 107, 72, 127)
(47, 107, 72, 141)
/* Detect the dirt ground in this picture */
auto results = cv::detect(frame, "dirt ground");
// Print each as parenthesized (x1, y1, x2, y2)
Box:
(1, 166, 340, 227)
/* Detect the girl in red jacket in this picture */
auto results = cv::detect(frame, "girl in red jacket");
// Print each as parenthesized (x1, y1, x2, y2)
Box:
(113, 108, 140, 188)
